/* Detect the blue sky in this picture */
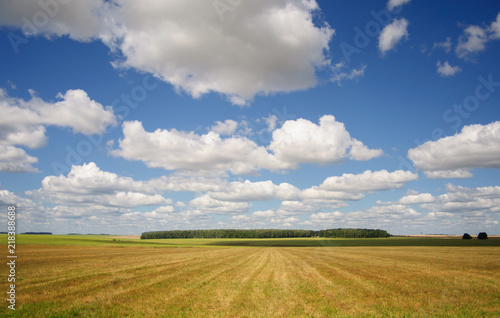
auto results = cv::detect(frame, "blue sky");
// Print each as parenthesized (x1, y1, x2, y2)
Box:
(1, 0, 499, 235)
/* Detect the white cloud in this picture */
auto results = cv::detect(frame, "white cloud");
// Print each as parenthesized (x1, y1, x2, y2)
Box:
(346, 204, 421, 223)
(151, 174, 227, 193)
(398, 192, 435, 204)
(0, 0, 105, 41)
(349, 139, 384, 161)
(421, 184, 500, 214)
(252, 210, 275, 218)
(432, 37, 452, 53)
(0, 89, 116, 172)
(34, 90, 117, 135)
(455, 13, 500, 59)
(424, 170, 473, 179)
(263, 114, 278, 131)
(277, 201, 321, 216)
(300, 187, 363, 202)
(113, 115, 382, 175)
(408, 122, 500, 178)
(112, 120, 290, 175)
(29, 162, 171, 208)
(269, 115, 383, 165)
(310, 211, 343, 222)
(387, 0, 411, 11)
(318, 170, 418, 193)
(378, 18, 409, 54)
(330, 63, 366, 86)
(0, 0, 334, 105)
(490, 13, 500, 39)
(208, 180, 300, 202)
(188, 194, 250, 214)
(108, 0, 334, 105)
(0, 189, 37, 209)
(456, 25, 488, 59)
(304, 183, 500, 234)
(299, 170, 417, 206)
(211, 120, 238, 136)
(0, 145, 38, 173)
(436, 61, 462, 77)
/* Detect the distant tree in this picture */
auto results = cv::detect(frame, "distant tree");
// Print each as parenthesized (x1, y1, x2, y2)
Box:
(477, 232, 488, 240)
(141, 228, 390, 239)
(462, 233, 472, 239)
(22, 232, 52, 235)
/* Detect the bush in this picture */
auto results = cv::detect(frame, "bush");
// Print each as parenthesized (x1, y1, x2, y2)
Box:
(462, 233, 472, 239)
(477, 232, 488, 240)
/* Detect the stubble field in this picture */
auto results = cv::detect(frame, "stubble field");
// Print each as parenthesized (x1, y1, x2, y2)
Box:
(1, 235, 499, 317)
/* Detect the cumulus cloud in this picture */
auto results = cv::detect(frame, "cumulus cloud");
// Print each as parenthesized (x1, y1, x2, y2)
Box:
(263, 114, 279, 131)
(432, 37, 452, 53)
(29, 162, 172, 207)
(378, 18, 409, 54)
(0, 89, 116, 146)
(0, 0, 105, 41)
(304, 182, 500, 233)
(436, 61, 462, 77)
(408, 122, 500, 178)
(490, 13, 500, 39)
(113, 115, 382, 175)
(398, 192, 435, 205)
(456, 25, 488, 59)
(318, 170, 418, 193)
(455, 13, 500, 59)
(0, 145, 38, 173)
(300, 187, 363, 202)
(0, 89, 116, 173)
(349, 139, 384, 161)
(346, 204, 421, 223)
(188, 194, 250, 214)
(309, 211, 343, 222)
(109, 0, 334, 105)
(0, 0, 334, 105)
(151, 174, 228, 193)
(0, 189, 37, 209)
(387, 0, 411, 11)
(252, 210, 276, 218)
(269, 115, 383, 165)
(421, 184, 500, 214)
(277, 201, 321, 216)
(111, 120, 290, 175)
(208, 180, 300, 202)
(330, 63, 366, 86)
(33, 90, 117, 135)
(423, 170, 473, 179)
(211, 120, 238, 136)
(299, 170, 417, 206)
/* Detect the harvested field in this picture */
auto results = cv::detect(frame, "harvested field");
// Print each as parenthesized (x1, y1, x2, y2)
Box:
(1, 236, 499, 317)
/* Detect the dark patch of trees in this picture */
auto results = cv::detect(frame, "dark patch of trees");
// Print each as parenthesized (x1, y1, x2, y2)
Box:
(462, 233, 472, 239)
(141, 228, 390, 239)
(21, 232, 52, 235)
(316, 228, 390, 238)
(477, 232, 488, 240)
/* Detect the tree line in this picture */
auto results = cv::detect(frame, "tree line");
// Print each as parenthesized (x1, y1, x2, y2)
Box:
(141, 228, 391, 239)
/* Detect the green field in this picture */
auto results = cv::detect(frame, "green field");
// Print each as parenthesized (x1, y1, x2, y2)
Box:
(1, 235, 499, 317)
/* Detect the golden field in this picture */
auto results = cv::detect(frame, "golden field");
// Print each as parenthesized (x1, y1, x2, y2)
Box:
(1, 236, 499, 317)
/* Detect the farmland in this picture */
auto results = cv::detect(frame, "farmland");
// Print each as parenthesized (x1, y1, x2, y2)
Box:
(1, 235, 499, 317)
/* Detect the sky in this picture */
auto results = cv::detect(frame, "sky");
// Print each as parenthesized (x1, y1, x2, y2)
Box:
(0, 0, 499, 235)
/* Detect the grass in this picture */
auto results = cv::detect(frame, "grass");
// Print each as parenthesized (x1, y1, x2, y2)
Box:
(1, 235, 499, 317)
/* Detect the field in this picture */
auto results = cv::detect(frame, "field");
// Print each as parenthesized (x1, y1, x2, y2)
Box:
(1, 235, 499, 317)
